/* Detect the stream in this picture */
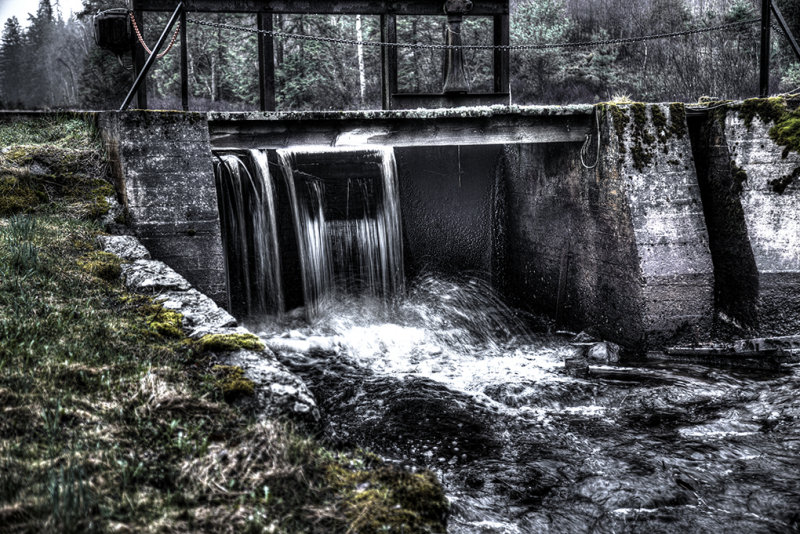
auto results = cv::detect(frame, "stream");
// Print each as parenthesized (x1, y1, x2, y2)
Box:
(255, 276, 800, 533)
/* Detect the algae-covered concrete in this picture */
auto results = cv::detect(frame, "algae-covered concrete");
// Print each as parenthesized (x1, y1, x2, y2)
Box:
(98, 111, 228, 308)
(505, 104, 715, 350)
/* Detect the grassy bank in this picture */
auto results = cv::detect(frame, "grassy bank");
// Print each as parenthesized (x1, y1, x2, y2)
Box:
(0, 116, 447, 533)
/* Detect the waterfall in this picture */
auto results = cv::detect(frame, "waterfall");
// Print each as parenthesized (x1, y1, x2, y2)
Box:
(213, 150, 283, 318)
(214, 146, 404, 318)
(277, 147, 404, 314)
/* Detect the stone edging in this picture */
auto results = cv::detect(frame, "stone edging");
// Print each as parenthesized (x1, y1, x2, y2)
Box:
(97, 234, 320, 424)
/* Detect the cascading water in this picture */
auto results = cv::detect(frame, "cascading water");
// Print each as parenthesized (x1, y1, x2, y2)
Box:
(214, 150, 283, 318)
(214, 146, 404, 318)
(277, 147, 404, 314)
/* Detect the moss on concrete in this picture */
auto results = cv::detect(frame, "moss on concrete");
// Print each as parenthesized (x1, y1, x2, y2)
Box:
(739, 97, 788, 129)
(730, 160, 749, 194)
(630, 103, 655, 171)
(211, 365, 255, 401)
(769, 167, 799, 194)
(197, 333, 265, 352)
(768, 108, 800, 159)
(651, 105, 669, 143)
(669, 103, 688, 139)
(77, 250, 122, 281)
(607, 104, 629, 152)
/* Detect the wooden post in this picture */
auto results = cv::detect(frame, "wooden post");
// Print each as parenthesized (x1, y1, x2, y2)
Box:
(130, 9, 148, 109)
(493, 14, 509, 94)
(257, 12, 276, 111)
(180, 8, 188, 110)
(380, 14, 398, 110)
(760, 0, 771, 97)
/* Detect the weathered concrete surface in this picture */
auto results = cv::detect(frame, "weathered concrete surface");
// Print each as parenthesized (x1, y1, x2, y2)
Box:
(721, 108, 800, 336)
(688, 114, 760, 332)
(505, 104, 714, 350)
(98, 111, 228, 309)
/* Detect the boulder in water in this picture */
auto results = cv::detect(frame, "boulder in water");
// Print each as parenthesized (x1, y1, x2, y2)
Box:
(588, 341, 621, 363)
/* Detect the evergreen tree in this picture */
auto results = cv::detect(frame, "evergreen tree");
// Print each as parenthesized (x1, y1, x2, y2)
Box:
(0, 17, 24, 108)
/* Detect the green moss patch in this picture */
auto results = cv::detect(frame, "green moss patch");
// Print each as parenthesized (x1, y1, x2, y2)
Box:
(77, 250, 122, 282)
(601, 103, 630, 153)
(197, 333, 265, 352)
(326, 459, 448, 533)
(669, 103, 688, 139)
(730, 160, 749, 194)
(769, 167, 799, 194)
(734, 97, 800, 160)
(147, 307, 184, 338)
(212, 365, 255, 401)
(630, 103, 655, 171)
(769, 108, 800, 159)
(739, 97, 788, 129)
(0, 118, 112, 219)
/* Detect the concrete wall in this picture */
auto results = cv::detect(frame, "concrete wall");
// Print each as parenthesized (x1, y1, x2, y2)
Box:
(505, 104, 715, 350)
(699, 106, 800, 335)
(99, 111, 228, 308)
(95, 103, 799, 350)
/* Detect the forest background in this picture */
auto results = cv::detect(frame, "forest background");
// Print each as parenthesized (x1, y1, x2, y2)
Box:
(1, 0, 798, 111)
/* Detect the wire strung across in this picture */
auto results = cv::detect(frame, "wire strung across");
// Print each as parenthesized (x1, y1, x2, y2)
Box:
(184, 16, 759, 51)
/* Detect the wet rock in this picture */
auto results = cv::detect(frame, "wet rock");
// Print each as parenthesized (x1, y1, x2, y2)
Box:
(265, 335, 338, 355)
(588, 341, 621, 363)
(157, 289, 237, 338)
(97, 234, 151, 261)
(121, 259, 192, 292)
(572, 331, 599, 343)
(217, 349, 320, 424)
(564, 355, 590, 378)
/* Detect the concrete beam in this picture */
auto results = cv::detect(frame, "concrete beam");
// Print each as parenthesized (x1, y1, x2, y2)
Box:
(208, 107, 593, 149)
(131, 0, 509, 15)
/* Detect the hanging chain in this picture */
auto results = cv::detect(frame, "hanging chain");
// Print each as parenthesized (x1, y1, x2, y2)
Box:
(130, 12, 181, 59)
(185, 16, 758, 51)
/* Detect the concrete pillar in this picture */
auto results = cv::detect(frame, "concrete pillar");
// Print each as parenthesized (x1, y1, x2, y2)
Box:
(505, 103, 715, 351)
(98, 111, 229, 309)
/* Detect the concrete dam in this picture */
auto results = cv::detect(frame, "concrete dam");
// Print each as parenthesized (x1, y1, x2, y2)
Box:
(98, 99, 800, 352)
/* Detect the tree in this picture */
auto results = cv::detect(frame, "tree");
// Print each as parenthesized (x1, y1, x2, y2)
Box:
(0, 17, 25, 108)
